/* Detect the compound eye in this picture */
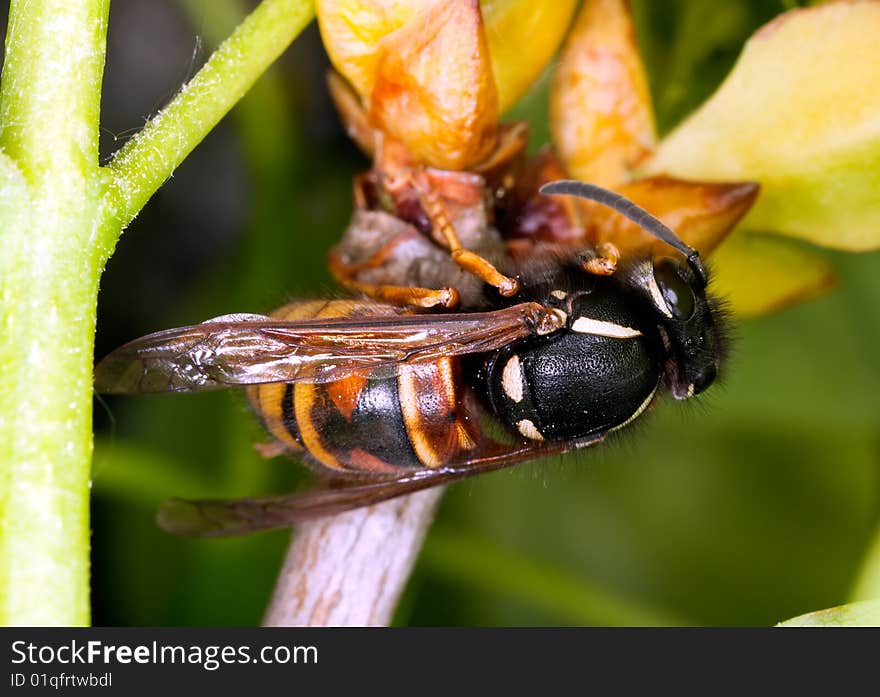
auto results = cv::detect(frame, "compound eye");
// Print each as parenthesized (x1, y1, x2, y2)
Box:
(654, 260, 696, 321)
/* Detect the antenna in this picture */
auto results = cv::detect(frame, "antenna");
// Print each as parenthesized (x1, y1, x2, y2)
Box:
(539, 180, 708, 286)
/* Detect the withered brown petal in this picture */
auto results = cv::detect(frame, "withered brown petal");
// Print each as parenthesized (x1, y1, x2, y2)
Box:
(550, 0, 656, 187)
(578, 176, 759, 258)
(368, 0, 499, 170)
(327, 70, 378, 158)
(503, 147, 586, 243)
(316, 0, 422, 100)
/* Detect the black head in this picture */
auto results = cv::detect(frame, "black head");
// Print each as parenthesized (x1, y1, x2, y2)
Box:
(539, 180, 729, 402)
(479, 181, 730, 444)
(621, 256, 726, 400)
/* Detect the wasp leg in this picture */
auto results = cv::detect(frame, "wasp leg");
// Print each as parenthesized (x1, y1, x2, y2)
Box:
(579, 241, 620, 276)
(374, 139, 518, 298)
(418, 185, 520, 297)
(328, 246, 459, 309)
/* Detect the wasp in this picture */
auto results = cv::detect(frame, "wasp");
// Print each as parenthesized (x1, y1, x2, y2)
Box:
(95, 176, 733, 537)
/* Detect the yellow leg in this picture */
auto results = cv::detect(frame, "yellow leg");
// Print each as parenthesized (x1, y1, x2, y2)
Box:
(419, 184, 520, 297)
(328, 247, 459, 309)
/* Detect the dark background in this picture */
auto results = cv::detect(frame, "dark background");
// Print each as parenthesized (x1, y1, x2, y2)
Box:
(5, 0, 878, 625)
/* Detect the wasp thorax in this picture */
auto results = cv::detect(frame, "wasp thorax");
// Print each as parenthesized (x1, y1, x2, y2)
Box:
(482, 260, 726, 443)
(483, 275, 665, 443)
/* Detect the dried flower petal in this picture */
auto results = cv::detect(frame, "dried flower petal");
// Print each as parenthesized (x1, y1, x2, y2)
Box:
(648, 2, 880, 251)
(316, 1, 422, 100)
(327, 70, 378, 157)
(482, 0, 579, 113)
(710, 232, 836, 318)
(319, 1, 572, 122)
(567, 177, 759, 258)
(369, 0, 499, 169)
(502, 147, 582, 243)
(550, 0, 656, 186)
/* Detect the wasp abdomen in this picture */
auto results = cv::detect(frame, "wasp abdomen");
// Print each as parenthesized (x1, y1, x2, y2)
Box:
(247, 300, 480, 474)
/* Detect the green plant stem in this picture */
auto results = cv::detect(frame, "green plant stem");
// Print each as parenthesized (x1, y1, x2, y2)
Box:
(105, 0, 314, 235)
(0, 0, 111, 626)
(0, 0, 314, 625)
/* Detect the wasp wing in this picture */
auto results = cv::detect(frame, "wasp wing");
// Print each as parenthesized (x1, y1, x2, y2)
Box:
(157, 435, 601, 537)
(95, 302, 561, 394)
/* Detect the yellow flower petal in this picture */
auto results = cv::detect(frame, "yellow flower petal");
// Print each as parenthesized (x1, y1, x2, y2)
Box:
(315, 0, 421, 100)
(318, 1, 573, 118)
(648, 3, 880, 251)
(482, 0, 578, 114)
(369, 0, 499, 169)
(550, 0, 656, 186)
(710, 232, 836, 318)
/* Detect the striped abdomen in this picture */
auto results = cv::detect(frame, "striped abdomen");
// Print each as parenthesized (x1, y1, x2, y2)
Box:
(246, 300, 481, 474)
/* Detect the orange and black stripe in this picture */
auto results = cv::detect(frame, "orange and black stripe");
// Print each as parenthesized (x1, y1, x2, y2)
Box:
(247, 300, 480, 475)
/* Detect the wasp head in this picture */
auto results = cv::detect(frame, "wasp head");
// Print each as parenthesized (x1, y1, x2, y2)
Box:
(626, 256, 728, 400)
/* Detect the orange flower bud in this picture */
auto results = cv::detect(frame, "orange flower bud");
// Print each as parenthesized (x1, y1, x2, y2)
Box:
(368, 0, 499, 169)
(327, 70, 378, 157)
(316, 1, 421, 100)
(609, 177, 759, 257)
(550, 0, 655, 186)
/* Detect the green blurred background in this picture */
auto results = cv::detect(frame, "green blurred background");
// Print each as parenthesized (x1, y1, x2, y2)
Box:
(33, 0, 878, 625)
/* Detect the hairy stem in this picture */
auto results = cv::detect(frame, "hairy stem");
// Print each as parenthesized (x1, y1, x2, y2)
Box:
(104, 0, 314, 236)
(0, 0, 314, 625)
(0, 0, 110, 626)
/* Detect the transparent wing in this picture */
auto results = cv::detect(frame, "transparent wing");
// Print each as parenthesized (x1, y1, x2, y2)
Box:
(94, 302, 562, 394)
(156, 435, 602, 537)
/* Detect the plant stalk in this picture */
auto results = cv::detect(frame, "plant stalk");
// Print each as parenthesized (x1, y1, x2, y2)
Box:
(263, 490, 444, 626)
(0, 0, 111, 626)
(0, 0, 315, 625)
(105, 0, 314, 235)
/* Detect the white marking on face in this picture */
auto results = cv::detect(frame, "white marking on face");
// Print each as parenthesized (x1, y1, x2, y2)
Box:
(686, 383, 695, 398)
(517, 419, 544, 441)
(647, 272, 673, 318)
(611, 383, 659, 432)
(501, 354, 524, 403)
(550, 290, 567, 300)
(571, 316, 642, 338)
